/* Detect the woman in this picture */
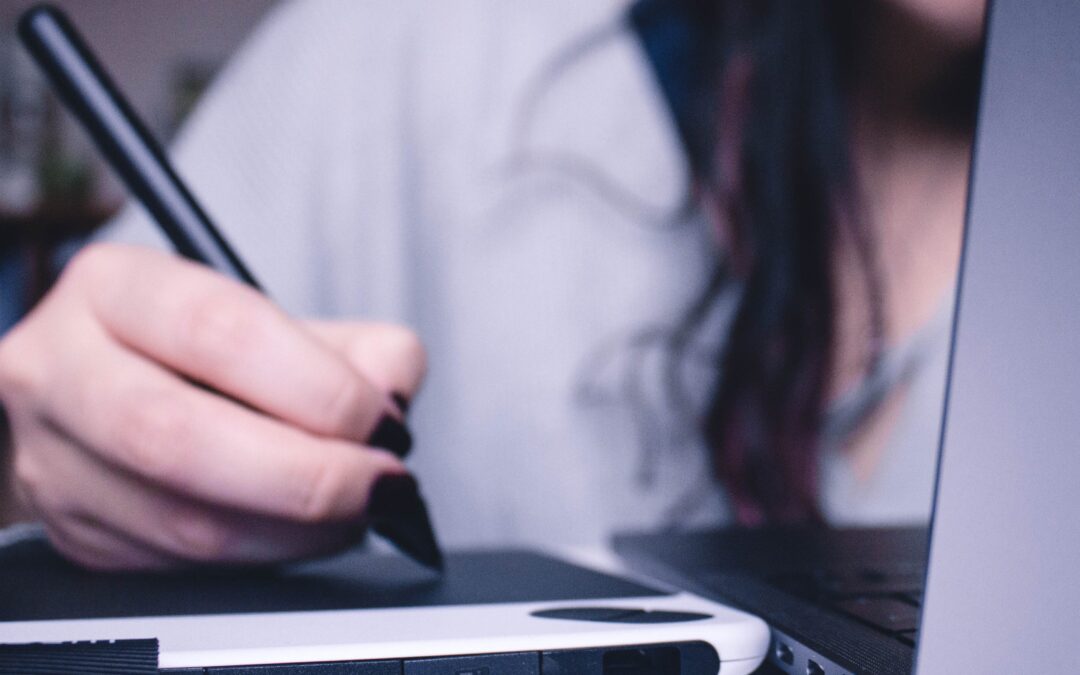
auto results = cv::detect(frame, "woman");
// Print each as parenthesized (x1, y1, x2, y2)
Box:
(0, 0, 983, 568)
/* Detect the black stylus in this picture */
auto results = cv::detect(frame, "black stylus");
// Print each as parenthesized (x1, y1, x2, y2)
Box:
(18, 4, 443, 572)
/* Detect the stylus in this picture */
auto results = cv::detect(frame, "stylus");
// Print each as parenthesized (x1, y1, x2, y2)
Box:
(18, 4, 443, 572)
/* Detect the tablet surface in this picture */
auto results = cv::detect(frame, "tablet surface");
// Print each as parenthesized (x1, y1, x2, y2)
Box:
(0, 536, 769, 673)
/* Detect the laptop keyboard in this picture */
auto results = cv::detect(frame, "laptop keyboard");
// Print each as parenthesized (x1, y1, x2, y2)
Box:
(767, 568, 924, 646)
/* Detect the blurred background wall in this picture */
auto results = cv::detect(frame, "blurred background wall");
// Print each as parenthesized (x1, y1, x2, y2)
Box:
(0, 0, 279, 331)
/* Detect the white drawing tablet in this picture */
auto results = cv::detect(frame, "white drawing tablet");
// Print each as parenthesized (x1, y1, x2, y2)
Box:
(0, 536, 768, 674)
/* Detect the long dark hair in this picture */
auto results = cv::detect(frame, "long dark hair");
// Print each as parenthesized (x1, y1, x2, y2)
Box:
(517, 0, 980, 524)
(665, 0, 860, 524)
(632, 0, 981, 524)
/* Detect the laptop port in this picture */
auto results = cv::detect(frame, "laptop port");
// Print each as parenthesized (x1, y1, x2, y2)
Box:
(806, 659, 826, 675)
(775, 642, 794, 665)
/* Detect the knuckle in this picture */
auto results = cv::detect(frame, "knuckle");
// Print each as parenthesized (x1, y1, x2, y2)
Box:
(12, 451, 44, 499)
(0, 327, 41, 399)
(13, 450, 80, 523)
(167, 510, 232, 561)
(45, 524, 120, 572)
(112, 390, 190, 482)
(293, 458, 350, 524)
(32, 489, 79, 524)
(176, 290, 264, 375)
(42, 526, 89, 565)
(322, 372, 366, 436)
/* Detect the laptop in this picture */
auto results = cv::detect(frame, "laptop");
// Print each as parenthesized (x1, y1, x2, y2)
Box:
(615, 1, 1080, 673)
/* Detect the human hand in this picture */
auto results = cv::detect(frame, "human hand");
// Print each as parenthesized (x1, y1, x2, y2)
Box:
(0, 243, 426, 570)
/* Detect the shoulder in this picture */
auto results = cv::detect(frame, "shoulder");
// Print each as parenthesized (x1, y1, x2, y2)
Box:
(234, 0, 632, 70)
(250, 0, 685, 217)
(173, 0, 644, 155)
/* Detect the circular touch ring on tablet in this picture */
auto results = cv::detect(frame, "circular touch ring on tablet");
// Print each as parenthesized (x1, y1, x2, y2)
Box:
(530, 607, 713, 623)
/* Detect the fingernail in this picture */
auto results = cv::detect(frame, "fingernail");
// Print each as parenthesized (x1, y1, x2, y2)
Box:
(391, 392, 410, 414)
(369, 414, 413, 458)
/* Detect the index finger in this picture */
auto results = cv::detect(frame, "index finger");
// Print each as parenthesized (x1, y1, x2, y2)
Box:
(68, 243, 396, 443)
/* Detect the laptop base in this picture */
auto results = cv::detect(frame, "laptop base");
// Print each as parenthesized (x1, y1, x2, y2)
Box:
(615, 526, 927, 675)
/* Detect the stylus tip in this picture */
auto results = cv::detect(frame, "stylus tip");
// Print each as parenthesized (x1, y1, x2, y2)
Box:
(372, 508, 444, 572)
(369, 475, 444, 573)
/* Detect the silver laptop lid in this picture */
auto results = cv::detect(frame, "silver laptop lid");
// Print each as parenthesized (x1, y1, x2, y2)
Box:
(916, 1, 1080, 672)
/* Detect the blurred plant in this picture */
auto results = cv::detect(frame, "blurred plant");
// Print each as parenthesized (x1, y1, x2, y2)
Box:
(36, 96, 94, 211)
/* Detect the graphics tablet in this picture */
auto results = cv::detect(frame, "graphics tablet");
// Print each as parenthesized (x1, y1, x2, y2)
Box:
(0, 531, 768, 674)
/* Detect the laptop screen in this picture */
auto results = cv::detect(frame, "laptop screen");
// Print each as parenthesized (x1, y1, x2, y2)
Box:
(917, 1, 1080, 671)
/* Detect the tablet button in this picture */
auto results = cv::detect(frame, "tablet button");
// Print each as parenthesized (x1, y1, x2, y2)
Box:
(530, 606, 712, 623)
